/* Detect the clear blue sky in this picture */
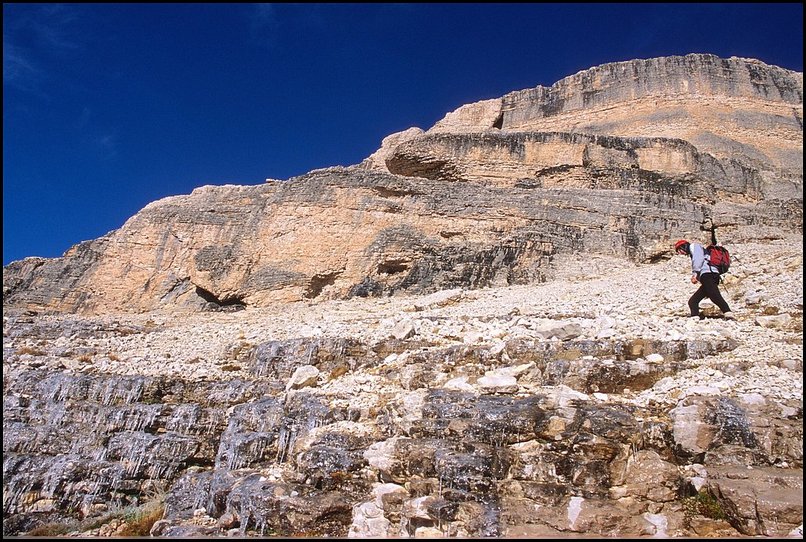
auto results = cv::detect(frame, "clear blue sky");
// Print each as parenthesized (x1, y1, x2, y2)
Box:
(3, 3, 803, 266)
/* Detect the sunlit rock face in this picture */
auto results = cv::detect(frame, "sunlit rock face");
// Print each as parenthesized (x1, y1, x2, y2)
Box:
(2, 54, 802, 315)
(2, 54, 803, 538)
(422, 54, 803, 178)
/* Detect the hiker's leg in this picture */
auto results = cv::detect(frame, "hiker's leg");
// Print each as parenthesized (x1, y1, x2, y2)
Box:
(688, 284, 707, 316)
(700, 273, 731, 313)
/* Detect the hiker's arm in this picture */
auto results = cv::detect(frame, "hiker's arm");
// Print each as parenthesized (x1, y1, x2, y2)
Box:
(689, 244, 704, 283)
(690, 244, 705, 274)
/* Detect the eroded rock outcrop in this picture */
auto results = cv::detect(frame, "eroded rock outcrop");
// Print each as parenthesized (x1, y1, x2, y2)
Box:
(3, 54, 802, 315)
(3, 259, 803, 537)
(3, 237, 803, 537)
(0, 168, 706, 313)
(419, 54, 803, 176)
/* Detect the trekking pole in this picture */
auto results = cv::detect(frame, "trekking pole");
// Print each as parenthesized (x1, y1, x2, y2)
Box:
(700, 217, 718, 245)
(715, 222, 725, 290)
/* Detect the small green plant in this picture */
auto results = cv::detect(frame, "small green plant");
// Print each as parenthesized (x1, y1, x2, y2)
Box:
(118, 500, 165, 537)
(28, 483, 169, 537)
(77, 510, 124, 532)
(26, 521, 73, 536)
(683, 490, 727, 520)
(87, 497, 166, 536)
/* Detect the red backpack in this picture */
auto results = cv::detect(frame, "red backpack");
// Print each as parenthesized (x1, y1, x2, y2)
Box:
(705, 245, 731, 274)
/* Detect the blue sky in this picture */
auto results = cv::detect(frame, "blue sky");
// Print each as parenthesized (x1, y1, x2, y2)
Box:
(3, 3, 803, 266)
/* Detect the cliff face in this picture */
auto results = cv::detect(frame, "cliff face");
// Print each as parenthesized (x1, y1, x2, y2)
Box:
(379, 54, 802, 201)
(423, 54, 803, 176)
(0, 168, 704, 313)
(2, 54, 802, 315)
(5, 164, 799, 315)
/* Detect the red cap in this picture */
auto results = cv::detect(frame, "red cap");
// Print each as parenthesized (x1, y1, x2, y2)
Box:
(674, 239, 688, 252)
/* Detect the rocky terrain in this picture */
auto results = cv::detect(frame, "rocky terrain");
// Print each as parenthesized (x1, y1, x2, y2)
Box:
(2, 53, 803, 538)
(4, 236, 803, 538)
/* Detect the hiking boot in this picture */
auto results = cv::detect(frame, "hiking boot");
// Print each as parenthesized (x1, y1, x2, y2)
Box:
(723, 311, 736, 320)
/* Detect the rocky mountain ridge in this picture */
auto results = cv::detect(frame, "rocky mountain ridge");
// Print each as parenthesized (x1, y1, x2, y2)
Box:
(3, 54, 803, 315)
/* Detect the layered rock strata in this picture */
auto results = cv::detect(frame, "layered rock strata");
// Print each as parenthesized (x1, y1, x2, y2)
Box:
(412, 54, 803, 175)
(3, 55, 803, 315)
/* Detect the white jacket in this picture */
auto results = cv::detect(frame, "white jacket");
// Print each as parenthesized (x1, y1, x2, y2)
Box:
(690, 242, 720, 276)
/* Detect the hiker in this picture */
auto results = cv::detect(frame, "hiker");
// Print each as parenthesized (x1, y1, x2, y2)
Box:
(674, 239, 734, 320)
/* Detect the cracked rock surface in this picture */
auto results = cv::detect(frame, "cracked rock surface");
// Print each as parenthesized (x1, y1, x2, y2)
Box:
(4, 236, 802, 538)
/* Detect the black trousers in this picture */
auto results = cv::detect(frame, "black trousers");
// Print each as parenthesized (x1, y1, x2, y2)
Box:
(688, 272, 731, 316)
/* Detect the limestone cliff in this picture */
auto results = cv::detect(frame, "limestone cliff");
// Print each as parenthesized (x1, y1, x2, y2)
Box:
(3, 54, 803, 315)
(412, 54, 802, 178)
